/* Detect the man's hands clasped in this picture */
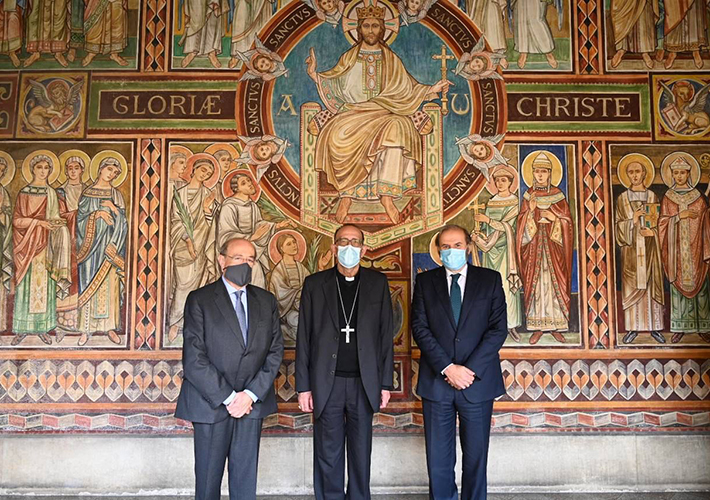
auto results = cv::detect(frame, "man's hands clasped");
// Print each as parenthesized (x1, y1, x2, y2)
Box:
(227, 391, 254, 418)
(444, 364, 475, 390)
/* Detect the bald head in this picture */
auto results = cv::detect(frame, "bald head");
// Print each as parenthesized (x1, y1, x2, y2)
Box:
(218, 238, 257, 276)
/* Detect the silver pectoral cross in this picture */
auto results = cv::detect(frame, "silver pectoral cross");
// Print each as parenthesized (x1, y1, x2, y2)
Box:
(341, 324, 354, 344)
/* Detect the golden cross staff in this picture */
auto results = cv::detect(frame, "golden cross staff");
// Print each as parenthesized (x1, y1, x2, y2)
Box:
(432, 45, 454, 116)
(467, 198, 486, 234)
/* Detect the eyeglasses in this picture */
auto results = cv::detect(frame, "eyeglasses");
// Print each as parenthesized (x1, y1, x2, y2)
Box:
(335, 237, 363, 248)
(222, 254, 256, 265)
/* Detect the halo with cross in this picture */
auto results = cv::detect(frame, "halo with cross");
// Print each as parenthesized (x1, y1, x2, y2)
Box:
(342, 0, 400, 46)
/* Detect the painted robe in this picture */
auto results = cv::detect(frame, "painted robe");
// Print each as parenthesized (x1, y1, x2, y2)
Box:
(658, 187, 710, 333)
(615, 189, 664, 332)
(516, 186, 574, 331)
(76, 184, 127, 334)
(12, 185, 72, 333)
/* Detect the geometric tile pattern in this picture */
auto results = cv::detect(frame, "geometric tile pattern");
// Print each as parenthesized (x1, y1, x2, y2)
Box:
(1, 411, 708, 433)
(577, 0, 601, 74)
(142, 0, 168, 72)
(134, 139, 162, 350)
(2, 358, 709, 404)
(581, 140, 611, 349)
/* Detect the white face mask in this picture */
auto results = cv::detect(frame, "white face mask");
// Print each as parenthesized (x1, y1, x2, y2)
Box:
(337, 245, 361, 268)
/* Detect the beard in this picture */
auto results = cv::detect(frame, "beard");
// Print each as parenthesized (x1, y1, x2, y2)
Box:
(362, 33, 380, 45)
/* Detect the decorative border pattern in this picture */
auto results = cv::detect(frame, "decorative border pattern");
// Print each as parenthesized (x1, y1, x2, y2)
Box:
(1, 358, 708, 404)
(1, 411, 708, 433)
(134, 139, 162, 349)
(576, 0, 601, 75)
(581, 141, 610, 348)
(142, 0, 168, 72)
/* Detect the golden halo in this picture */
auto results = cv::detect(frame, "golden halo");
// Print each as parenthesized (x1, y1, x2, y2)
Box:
(57, 150, 92, 185)
(0, 151, 17, 187)
(660, 151, 700, 189)
(617, 153, 655, 189)
(342, 0, 400, 46)
(485, 164, 519, 195)
(22, 150, 61, 184)
(428, 232, 442, 266)
(222, 167, 261, 202)
(521, 150, 563, 188)
(182, 153, 221, 190)
(89, 150, 129, 187)
(269, 229, 307, 265)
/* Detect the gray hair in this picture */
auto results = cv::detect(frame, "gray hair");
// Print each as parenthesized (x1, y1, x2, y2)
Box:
(219, 237, 256, 257)
(213, 150, 232, 161)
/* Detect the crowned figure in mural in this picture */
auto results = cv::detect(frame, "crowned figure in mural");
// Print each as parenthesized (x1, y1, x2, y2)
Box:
(516, 151, 573, 344)
(658, 153, 710, 343)
(472, 164, 523, 342)
(305, 0, 451, 224)
(12, 152, 73, 346)
(614, 154, 665, 344)
(76, 155, 128, 346)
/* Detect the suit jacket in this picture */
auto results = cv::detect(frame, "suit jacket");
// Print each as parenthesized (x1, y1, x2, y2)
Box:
(412, 264, 507, 403)
(295, 267, 394, 418)
(175, 279, 284, 424)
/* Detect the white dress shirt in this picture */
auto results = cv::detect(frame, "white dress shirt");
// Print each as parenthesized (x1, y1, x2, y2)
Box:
(441, 264, 468, 375)
(221, 276, 257, 405)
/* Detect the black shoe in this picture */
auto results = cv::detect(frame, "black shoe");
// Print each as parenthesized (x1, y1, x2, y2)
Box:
(650, 331, 666, 344)
(622, 331, 638, 344)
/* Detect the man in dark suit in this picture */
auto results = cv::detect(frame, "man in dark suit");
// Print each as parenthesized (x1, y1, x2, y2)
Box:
(175, 237, 284, 500)
(296, 223, 394, 500)
(412, 224, 507, 500)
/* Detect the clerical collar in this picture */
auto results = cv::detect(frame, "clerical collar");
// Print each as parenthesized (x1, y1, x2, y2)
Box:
(336, 267, 360, 283)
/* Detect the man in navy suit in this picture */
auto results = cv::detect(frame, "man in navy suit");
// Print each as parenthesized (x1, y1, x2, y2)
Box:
(412, 224, 507, 500)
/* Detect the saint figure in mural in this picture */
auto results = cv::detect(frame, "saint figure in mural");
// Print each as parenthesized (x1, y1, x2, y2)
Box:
(11, 153, 72, 346)
(167, 155, 219, 343)
(472, 165, 523, 341)
(0, 157, 12, 331)
(23, 0, 69, 67)
(609, 0, 658, 69)
(516, 151, 573, 344)
(178, 0, 226, 68)
(614, 155, 665, 344)
(662, 0, 708, 69)
(76, 156, 128, 346)
(305, 3, 451, 224)
(229, 0, 272, 69)
(658, 153, 710, 343)
(466, 1, 508, 68)
(218, 170, 294, 288)
(66, 0, 85, 62)
(54, 153, 88, 337)
(268, 231, 310, 346)
(511, 0, 561, 69)
(0, 0, 24, 67)
(81, 0, 129, 66)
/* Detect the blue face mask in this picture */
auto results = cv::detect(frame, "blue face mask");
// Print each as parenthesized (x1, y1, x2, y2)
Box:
(337, 245, 361, 269)
(440, 248, 467, 271)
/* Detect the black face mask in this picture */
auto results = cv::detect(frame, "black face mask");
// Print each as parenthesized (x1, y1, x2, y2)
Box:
(224, 263, 252, 287)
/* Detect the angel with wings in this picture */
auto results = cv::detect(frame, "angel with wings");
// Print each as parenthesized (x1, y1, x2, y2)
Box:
(453, 36, 506, 82)
(456, 133, 507, 180)
(236, 38, 289, 82)
(26, 79, 83, 133)
(237, 135, 289, 181)
(659, 80, 710, 134)
(303, 0, 344, 26)
(397, 0, 436, 25)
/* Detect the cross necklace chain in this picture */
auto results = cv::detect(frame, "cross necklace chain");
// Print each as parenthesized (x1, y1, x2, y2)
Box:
(335, 277, 360, 344)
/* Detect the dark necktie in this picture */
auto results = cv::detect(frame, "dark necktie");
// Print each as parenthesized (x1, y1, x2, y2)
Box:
(234, 290, 248, 345)
(450, 273, 462, 325)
